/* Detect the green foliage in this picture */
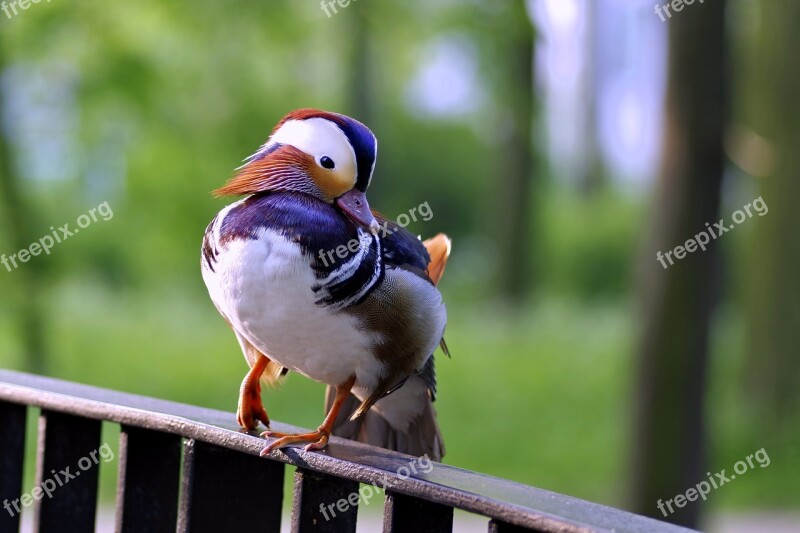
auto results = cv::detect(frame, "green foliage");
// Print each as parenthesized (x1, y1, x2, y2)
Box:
(540, 191, 644, 300)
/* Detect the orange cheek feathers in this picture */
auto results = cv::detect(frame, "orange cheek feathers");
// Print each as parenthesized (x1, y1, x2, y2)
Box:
(214, 146, 315, 197)
(308, 166, 355, 202)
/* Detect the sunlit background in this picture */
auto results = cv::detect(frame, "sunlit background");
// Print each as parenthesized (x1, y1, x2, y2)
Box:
(0, 0, 797, 531)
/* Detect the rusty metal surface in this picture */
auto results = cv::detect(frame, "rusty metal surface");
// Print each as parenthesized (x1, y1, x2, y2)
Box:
(0, 370, 695, 533)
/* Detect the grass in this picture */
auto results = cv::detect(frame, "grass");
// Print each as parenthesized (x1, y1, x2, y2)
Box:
(1, 279, 797, 515)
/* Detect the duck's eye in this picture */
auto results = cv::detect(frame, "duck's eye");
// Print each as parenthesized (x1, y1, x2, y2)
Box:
(320, 156, 335, 170)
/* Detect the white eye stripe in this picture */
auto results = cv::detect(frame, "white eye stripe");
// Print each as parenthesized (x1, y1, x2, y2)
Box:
(270, 118, 357, 177)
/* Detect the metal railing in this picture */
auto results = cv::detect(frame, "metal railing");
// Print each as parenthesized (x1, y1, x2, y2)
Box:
(0, 370, 693, 533)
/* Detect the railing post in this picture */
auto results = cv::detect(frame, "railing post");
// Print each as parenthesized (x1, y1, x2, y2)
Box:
(291, 468, 360, 533)
(383, 490, 453, 533)
(0, 401, 26, 533)
(115, 426, 181, 533)
(177, 439, 284, 532)
(33, 410, 102, 533)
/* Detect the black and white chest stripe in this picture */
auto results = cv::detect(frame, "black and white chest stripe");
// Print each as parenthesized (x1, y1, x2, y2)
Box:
(312, 230, 383, 310)
(202, 192, 384, 311)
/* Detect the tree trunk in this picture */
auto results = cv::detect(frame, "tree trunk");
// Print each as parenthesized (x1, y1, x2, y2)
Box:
(577, 0, 606, 197)
(629, 1, 729, 527)
(494, 0, 536, 302)
(743, 0, 800, 425)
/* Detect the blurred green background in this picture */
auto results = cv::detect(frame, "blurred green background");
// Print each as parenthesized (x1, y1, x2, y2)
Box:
(0, 0, 798, 530)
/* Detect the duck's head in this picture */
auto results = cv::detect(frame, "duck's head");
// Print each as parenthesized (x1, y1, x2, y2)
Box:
(215, 108, 379, 231)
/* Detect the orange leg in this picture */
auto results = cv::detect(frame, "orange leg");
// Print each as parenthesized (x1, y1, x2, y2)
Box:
(237, 355, 271, 430)
(260, 375, 356, 455)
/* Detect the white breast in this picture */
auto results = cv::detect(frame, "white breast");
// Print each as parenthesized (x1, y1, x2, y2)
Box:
(202, 225, 384, 390)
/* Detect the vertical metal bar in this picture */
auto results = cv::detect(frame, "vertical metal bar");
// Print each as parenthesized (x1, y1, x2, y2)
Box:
(0, 402, 26, 533)
(177, 439, 284, 532)
(33, 410, 102, 533)
(382, 491, 453, 532)
(291, 468, 359, 533)
(115, 426, 181, 533)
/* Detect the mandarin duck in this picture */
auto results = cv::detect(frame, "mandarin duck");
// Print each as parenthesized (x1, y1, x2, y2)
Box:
(201, 109, 451, 460)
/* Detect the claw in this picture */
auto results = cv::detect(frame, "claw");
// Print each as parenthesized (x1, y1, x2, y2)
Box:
(237, 355, 271, 430)
(258, 375, 356, 458)
(237, 398, 270, 430)
(260, 429, 330, 456)
(303, 435, 329, 452)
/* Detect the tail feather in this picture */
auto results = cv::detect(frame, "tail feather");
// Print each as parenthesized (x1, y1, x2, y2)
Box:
(423, 234, 451, 286)
(326, 377, 445, 461)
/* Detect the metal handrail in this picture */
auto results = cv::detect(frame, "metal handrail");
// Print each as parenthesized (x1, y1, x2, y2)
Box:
(0, 370, 694, 533)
